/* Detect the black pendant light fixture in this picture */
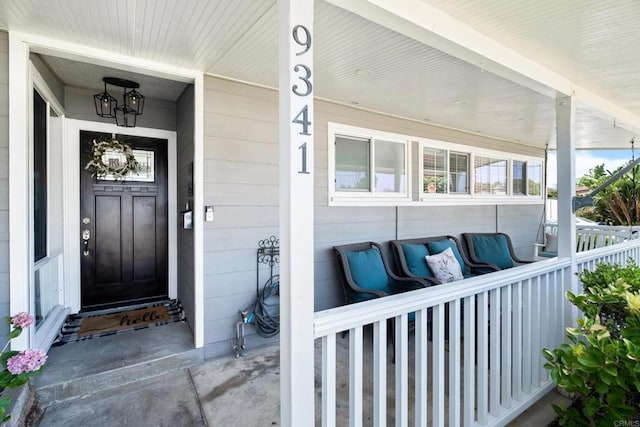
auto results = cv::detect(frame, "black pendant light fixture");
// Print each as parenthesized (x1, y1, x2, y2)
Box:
(94, 79, 117, 119)
(93, 77, 145, 127)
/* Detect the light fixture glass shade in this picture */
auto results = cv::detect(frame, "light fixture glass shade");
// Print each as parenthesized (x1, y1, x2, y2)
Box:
(115, 105, 138, 127)
(124, 89, 145, 115)
(93, 88, 117, 118)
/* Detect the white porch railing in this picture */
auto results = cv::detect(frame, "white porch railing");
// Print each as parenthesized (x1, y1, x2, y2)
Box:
(314, 238, 640, 426)
(536, 223, 639, 257)
(543, 222, 640, 236)
(314, 258, 575, 426)
(576, 237, 640, 272)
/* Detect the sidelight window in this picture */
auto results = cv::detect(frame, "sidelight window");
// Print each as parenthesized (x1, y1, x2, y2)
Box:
(33, 89, 47, 262)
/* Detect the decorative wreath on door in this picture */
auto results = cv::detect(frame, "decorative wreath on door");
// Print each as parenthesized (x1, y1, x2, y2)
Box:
(85, 136, 139, 180)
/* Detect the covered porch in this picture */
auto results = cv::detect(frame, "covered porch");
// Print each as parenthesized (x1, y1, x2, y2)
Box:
(1, 1, 640, 426)
(26, 240, 636, 425)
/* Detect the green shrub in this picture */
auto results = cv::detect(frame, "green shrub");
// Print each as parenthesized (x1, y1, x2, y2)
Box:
(543, 261, 640, 425)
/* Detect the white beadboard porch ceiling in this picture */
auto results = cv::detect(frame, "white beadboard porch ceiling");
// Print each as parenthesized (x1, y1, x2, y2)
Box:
(1, 0, 639, 150)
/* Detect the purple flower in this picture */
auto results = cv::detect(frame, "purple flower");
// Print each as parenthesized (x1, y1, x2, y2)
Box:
(10, 312, 33, 329)
(6, 349, 47, 375)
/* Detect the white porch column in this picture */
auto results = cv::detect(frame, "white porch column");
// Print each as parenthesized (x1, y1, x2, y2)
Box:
(278, 1, 315, 426)
(555, 95, 579, 325)
(8, 34, 31, 350)
(555, 96, 576, 258)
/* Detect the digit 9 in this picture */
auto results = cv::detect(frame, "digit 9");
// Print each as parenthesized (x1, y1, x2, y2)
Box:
(292, 25, 311, 56)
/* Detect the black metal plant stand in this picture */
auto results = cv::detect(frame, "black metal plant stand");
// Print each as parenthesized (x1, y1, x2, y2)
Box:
(256, 236, 280, 298)
(233, 236, 280, 358)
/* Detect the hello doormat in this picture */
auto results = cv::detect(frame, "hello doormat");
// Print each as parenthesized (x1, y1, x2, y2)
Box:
(53, 299, 185, 345)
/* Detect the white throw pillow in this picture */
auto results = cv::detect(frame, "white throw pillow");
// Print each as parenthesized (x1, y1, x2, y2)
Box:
(425, 247, 464, 283)
(545, 233, 558, 253)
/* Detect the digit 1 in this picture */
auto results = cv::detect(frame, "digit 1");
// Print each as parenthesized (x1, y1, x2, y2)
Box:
(292, 105, 311, 135)
(298, 143, 309, 174)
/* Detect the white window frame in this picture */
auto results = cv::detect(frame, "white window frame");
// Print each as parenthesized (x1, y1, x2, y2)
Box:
(328, 123, 411, 205)
(472, 152, 509, 197)
(418, 138, 474, 200)
(418, 137, 544, 205)
(511, 157, 544, 197)
(30, 63, 69, 350)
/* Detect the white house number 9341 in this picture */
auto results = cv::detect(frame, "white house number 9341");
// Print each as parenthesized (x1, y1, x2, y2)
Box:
(292, 24, 312, 175)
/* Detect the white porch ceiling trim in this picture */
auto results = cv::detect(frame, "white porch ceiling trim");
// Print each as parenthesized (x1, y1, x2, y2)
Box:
(12, 31, 197, 83)
(325, 0, 640, 135)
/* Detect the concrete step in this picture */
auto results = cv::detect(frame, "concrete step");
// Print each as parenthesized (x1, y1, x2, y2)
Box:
(33, 322, 203, 407)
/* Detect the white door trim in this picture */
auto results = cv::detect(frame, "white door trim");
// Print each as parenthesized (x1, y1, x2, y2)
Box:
(65, 120, 177, 312)
(8, 33, 32, 350)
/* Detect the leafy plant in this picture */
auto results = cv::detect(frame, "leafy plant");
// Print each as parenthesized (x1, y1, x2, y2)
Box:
(577, 162, 640, 225)
(0, 313, 47, 423)
(543, 261, 640, 425)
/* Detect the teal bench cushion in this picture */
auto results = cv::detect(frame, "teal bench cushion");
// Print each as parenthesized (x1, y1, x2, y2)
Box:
(346, 247, 390, 300)
(471, 235, 514, 269)
(401, 243, 432, 277)
(427, 239, 465, 271)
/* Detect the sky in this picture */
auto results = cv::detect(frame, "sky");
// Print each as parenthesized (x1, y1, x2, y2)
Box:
(546, 150, 633, 189)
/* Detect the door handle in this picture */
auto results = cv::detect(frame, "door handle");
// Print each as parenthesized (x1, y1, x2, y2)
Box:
(82, 229, 91, 256)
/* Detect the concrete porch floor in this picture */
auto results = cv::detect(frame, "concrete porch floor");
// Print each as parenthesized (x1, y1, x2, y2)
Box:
(25, 322, 570, 426)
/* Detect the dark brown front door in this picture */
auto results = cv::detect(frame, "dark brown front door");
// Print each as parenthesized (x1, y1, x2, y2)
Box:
(80, 131, 168, 310)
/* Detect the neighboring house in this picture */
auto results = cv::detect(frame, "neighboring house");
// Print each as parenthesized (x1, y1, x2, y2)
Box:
(1, 1, 639, 424)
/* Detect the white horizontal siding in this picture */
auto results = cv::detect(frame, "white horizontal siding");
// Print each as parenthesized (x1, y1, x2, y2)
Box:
(176, 85, 196, 331)
(398, 205, 496, 238)
(498, 204, 545, 258)
(203, 270, 261, 299)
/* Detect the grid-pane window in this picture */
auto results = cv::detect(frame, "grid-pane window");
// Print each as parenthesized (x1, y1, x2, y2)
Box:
(527, 161, 543, 195)
(375, 140, 406, 193)
(474, 155, 507, 195)
(450, 152, 469, 194)
(332, 124, 543, 205)
(335, 136, 370, 191)
(513, 160, 526, 195)
(423, 147, 447, 194)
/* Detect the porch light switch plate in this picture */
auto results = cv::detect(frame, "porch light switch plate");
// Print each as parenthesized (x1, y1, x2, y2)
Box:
(205, 206, 214, 222)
